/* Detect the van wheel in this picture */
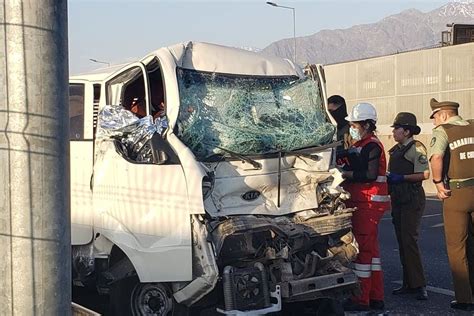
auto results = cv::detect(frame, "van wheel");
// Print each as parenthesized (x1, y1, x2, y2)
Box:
(110, 276, 189, 316)
(315, 298, 344, 316)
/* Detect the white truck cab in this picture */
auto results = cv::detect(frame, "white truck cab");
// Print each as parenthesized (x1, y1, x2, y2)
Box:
(70, 42, 358, 316)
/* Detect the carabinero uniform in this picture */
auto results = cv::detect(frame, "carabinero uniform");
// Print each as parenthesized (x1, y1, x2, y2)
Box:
(430, 115, 474, 304)
(388, 139, 428, 290)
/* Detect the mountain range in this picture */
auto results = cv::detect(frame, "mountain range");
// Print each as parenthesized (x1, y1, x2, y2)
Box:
(260, 1, 474, 65)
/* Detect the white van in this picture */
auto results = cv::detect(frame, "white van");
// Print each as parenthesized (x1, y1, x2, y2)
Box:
(69, 42, 358, 316)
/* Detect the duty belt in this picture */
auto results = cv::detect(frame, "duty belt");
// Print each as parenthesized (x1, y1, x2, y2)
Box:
(449, 178, 474, 189)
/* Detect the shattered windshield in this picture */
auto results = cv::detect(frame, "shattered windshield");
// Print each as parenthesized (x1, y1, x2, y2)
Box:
(176, 68, 335, 160)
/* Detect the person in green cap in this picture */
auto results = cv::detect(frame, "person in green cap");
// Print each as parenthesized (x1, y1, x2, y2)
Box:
(387, 112, 429, 301)
(428, 98, 474, 311)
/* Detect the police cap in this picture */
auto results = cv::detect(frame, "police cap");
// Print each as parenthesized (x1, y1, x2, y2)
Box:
(430, 98, 459, 119)
(391, 112, 421, 135)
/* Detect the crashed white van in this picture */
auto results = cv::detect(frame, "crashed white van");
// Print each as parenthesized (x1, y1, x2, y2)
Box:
(70, 42, 358, 315)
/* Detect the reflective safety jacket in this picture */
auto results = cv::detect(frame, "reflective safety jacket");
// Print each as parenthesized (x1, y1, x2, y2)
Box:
(343, 135, 390, 211)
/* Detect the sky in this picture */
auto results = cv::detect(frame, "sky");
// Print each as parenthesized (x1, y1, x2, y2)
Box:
(69, 0, 448, 74)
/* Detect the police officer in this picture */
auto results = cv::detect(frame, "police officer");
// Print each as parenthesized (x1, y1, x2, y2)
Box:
(428, 98, 474, 311)
(387, 112, 429, 300)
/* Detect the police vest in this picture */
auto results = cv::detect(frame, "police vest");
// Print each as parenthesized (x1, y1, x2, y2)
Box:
(343, 135, 390, 211)
(388, 140, 417, 175)
(442, 120, 474, 180)
(388, 140, 424, 204)
(388, 140, 426, 183)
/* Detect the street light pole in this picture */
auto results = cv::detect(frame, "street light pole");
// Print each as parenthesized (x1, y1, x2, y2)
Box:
(89, 58, 110, 67)
(266, 1, 296, 64)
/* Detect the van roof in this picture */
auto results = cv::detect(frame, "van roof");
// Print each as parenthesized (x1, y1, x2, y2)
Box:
(71, 41, 303, 82)
(150, 41, 303, 78)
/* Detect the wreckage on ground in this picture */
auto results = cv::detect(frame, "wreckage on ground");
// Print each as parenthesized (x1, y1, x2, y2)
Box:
(70, 41, 359, 315)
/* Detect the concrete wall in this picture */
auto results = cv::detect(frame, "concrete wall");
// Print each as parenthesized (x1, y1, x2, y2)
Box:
(325, 42, 474, 194)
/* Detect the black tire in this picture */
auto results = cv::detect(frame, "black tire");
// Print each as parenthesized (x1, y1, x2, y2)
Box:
(110, 276, 189, 316)
(315, 298, 344, 316)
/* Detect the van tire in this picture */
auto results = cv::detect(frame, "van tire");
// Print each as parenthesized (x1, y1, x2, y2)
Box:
(110, 276, 189, 316)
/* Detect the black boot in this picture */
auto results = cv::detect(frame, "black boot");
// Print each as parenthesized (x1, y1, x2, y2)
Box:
(343, 299, 370, 312)
(392, 285, 416, 295)
(369, 299, 385, 310)
(450, 300, 474, 311)
(415, 287, 428, 300)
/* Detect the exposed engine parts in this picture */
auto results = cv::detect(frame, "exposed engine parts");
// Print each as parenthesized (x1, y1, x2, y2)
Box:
(208, 208, 358, 305)
(223, 263, 271, 311)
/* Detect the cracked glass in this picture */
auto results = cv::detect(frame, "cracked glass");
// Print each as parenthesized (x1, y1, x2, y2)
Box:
(176, 68, 335, 160)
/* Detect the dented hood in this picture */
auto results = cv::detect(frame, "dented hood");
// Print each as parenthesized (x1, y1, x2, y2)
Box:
(204, 148, 336, 217)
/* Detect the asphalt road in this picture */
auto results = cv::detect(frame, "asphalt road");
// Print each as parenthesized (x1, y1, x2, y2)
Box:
(350, 196, 474, 316)
(74, 196, 473, 316)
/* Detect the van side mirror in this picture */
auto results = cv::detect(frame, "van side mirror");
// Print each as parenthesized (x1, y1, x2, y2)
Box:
(152, 149, 168, 165)
(150, 134, 170, 165)
(149, 133, 180, 165)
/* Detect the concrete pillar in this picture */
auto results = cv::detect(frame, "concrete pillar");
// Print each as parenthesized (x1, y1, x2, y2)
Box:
(0, 0, 70, 315)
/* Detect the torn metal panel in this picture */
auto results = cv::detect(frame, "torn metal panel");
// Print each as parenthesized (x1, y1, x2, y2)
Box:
(173, 216, 218, 306)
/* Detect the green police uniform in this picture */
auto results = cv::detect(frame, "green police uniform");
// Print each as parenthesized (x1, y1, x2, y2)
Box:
(429, 99, 474, 305)
(388, 112, 428, 292)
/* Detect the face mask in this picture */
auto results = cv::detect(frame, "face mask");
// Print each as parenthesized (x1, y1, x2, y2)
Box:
(349, 126, 362, 141)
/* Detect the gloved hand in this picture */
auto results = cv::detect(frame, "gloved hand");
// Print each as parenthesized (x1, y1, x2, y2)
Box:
(387, 172, 404, 184)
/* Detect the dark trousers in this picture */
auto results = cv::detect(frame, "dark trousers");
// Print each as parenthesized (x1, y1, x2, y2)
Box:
(443, 186, 474, 304)
(391, 186, 426, 289)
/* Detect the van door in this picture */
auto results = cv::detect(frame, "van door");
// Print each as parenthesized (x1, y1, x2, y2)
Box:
(92, 62, 192, 282)
(70, 80, 95, 245)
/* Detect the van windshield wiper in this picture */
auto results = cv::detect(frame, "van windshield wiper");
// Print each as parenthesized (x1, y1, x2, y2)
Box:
(293, 152, 321, 161)
(290, 141, 341, 153)
(265, 149, 321, 162)
(216, 146, 262, 170)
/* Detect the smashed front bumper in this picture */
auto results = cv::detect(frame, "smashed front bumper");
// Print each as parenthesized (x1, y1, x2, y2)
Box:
(209, 209, 359, 312)
(281, 270, 358, 302)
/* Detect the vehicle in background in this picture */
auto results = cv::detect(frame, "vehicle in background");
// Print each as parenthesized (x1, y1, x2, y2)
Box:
(441, 23, 474, 46)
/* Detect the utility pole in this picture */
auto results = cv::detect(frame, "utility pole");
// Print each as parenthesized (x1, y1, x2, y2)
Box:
(0, 0, 71, 315)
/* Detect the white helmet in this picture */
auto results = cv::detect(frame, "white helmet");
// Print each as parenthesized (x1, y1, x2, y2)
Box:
(345, 102, 377, 122)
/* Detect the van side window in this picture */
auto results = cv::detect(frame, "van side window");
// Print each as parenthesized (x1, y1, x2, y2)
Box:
(93, 84, 101, 136)
(69, 83, 85, 140)
(107, 66, 147, 117)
